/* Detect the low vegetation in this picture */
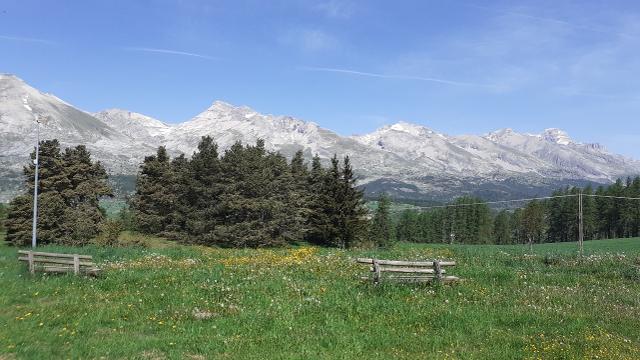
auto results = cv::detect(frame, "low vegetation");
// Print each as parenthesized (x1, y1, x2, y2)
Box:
(2, 231, 639, 359)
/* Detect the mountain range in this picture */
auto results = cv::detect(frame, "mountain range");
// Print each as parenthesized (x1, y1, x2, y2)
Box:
(1, 73, 639, 203)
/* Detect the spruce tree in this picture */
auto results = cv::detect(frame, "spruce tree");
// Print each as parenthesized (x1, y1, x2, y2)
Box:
(187, 136, 223, 244)
(336, 156, 368, 248)
(305, 155, 336, 246)
(131, 146, 175, 235)
(493, 210, 512, 244)
(370, 193, 394, 248)
(6, 140, 112, 246)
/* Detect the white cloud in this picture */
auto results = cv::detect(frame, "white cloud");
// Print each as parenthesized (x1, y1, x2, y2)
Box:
(299, 66, 495, 88)
(123, 47, 218, 60)
(0, 35, 56, 45)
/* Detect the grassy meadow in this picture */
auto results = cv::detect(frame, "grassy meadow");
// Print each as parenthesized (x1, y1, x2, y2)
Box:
(1, 232, 640, 359)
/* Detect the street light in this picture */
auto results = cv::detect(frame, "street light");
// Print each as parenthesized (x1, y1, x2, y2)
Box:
(31, 114, 49, 248)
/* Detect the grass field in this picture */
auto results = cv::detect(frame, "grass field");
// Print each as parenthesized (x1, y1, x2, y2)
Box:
(1, 233, 639, 359)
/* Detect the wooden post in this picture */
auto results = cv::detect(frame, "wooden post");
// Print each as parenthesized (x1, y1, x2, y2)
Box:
(372, 259, 381, 284)
(73, 255, 80, 275)
(434, 260, 443, 283)
(28, 251, 35, 274)
(578, 192, 584, 257)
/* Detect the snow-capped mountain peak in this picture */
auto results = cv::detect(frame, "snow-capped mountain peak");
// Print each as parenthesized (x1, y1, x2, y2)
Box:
(1, 73, 640, 203)
(542, 128, 573, 145)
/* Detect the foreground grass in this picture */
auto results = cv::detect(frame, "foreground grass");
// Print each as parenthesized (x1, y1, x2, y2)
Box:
(1, 234, 640, 359)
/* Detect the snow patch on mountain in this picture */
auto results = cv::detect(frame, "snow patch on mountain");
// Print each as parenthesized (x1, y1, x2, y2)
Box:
(2, 73, 640, 202)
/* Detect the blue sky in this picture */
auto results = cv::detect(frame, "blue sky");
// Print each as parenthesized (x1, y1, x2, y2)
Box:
(1, 0, 640, 157)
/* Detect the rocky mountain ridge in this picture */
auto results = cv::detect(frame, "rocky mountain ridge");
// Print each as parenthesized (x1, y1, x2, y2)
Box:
(1, 74, 639, 202)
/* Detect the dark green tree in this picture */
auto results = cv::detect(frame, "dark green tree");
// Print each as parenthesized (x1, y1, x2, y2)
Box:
(6, 140, 112, 246)
(370, 193, 394, 248)
(131, 146, 175, 235)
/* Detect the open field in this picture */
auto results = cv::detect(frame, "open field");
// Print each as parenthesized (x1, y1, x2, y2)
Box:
(1, 233, 640, 359)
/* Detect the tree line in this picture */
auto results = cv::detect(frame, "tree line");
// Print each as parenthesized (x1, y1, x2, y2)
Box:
(395, 177, 640, 246)
(4, 137, 637, 249)
(2, 137, 394, 249)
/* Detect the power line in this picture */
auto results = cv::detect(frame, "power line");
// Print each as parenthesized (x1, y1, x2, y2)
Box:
(390, 193, 640, 212)
(391, 194, 580, 211)
(583, 194, 640, 201)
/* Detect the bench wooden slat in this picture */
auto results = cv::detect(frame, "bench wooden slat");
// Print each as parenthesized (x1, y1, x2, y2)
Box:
(42, 266, 101, 275)
(18, 250, 92, 260)
(370, 266, 447, 274)
(357, 258, 455, 267)
(360, 275, 459, 283)
(18, 257, 96, 267)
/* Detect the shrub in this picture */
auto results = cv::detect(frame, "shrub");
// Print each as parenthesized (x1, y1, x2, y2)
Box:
(95, 219, 123, 247)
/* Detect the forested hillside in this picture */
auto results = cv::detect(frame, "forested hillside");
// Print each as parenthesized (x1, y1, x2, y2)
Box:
(396, 177, 640, 245)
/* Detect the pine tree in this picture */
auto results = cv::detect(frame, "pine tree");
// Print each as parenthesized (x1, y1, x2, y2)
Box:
(288, 150, 312, 239)
(305, 155, 336, 246)
(186, 136, 223, 244)
(521, 200, 547, 251)
(370, 193, 394, 248)
(0, 203, 7, 232)
(493, 210, 512, 244)
(336, 156, 368, 248)
(131, 146, 175, 235)
(6, 140, 112, 246)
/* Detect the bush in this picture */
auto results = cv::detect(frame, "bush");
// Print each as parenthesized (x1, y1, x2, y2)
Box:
(95, 219, 123, 247)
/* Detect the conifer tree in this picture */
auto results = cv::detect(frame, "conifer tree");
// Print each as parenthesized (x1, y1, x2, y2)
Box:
(521, 200, 547, 251)
(6, 140, 112, 246)
(0, 203, 7, 232)
(131, 146, 175, 235)
(305, 155, 336, 246)
(493, 210, 512, 244)
(370, 193, 394, 248)
(336, 156, 368, 248)
(186, 136, 223, 244)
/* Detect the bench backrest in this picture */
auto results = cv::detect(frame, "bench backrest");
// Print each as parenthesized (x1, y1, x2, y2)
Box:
(18, 250, 95, 274)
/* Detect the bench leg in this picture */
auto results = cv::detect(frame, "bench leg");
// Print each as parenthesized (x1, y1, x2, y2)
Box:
(73, 255, 80, 275)
(28, 251, 35, 274)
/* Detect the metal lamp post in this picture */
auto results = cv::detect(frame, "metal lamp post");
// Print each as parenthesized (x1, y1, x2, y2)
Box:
(31, 116, 41, 248)
(30, 115, 49, 248)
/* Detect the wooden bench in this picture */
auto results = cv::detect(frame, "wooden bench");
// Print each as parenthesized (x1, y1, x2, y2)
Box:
(357, 258, 459, 284)
(18, 250, 101, 276)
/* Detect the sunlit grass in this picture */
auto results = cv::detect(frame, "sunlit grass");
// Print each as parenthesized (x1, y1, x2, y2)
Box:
(1, 232, 639, 359)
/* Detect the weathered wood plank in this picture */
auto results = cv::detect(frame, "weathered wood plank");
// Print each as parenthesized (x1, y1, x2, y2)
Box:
(370, 266, 448, 274)
(357, 258, 455, 267)
(18, 250, 92, 259)
(18, 257, 96, 267)
(41, 266, 101, 275)
(28, 251, 34, 274)
(73, 255, 80, 274)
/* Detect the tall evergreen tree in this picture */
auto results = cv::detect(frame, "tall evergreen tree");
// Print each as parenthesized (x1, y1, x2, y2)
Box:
(6, 140, 112, 246)
(336, 156, 368, 248)
(370, 193, 394, 248)
(521, 200, 547, 251)
(131, 146, 175, 235)
(493, 210, 512, 244)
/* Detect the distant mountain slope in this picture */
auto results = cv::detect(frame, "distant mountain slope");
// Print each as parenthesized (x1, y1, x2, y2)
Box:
(1, 74, 639, 202)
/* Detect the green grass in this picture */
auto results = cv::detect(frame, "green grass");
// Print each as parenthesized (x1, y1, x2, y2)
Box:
(1, 233, 640, 359)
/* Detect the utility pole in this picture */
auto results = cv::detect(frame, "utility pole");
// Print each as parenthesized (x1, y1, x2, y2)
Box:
(578, 191, 584, 256)
(31, 115, 43, 248)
